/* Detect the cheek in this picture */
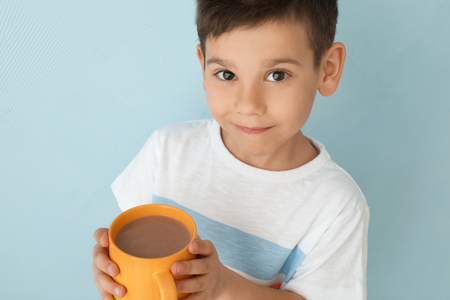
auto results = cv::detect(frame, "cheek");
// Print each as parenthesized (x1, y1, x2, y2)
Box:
(206, 87, 230, 117)
(274, 90, 314, 119)
(273, 91, 314, 126)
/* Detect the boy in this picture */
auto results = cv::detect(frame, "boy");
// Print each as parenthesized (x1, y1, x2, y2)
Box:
(92, 1, 370, 299)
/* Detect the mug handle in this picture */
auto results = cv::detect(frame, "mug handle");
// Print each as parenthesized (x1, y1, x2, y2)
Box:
(153, 270, 178, 300)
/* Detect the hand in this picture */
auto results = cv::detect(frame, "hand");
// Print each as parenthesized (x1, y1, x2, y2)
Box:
(92, 228, 127, 299)
(171, 236, 230, 299)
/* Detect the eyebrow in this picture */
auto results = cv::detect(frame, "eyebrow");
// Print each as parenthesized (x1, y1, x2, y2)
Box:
(206, 57, 301, 68)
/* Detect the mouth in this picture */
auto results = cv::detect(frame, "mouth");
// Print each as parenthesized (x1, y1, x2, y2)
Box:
(235, 124, 273, 134)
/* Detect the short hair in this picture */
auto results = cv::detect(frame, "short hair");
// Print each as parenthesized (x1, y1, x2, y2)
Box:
(195, 0, 338, 73)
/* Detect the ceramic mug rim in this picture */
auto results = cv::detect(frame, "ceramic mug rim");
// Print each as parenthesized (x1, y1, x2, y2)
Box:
(109, 204, 197, 261)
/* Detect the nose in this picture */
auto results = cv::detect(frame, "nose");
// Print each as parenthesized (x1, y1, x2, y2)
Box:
(234, 84, 266, 116)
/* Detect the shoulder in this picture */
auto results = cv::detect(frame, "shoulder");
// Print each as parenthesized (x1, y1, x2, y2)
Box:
(308, 157, 369, 220)
(153, 119, 212, 141)
(149, 119, 213, 156)
(292, 154, 369, 252)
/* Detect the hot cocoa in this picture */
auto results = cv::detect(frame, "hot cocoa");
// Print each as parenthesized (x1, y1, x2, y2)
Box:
(115, 215, 192, 258)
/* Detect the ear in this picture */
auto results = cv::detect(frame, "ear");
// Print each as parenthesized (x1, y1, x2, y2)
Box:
(196, 44, 206, 91)
(317, 42, 346, 97)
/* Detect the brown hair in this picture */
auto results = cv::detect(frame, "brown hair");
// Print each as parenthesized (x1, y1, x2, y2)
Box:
(195, 0, 338, 73)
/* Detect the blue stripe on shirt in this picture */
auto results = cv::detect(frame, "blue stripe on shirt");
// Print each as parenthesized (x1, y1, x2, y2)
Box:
(152, 195, 307, 281)
(280, 245, 307, 282)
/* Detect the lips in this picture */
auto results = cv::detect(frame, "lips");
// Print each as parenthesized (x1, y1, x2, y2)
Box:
(235, 124, 273, 134)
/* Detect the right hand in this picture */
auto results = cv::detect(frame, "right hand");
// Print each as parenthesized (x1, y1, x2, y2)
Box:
(92, 228, 127, 299)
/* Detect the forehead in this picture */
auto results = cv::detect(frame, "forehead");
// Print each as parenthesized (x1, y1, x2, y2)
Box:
(205, 20, 311, 68)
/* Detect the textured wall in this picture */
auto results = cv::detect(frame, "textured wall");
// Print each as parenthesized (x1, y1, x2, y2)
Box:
(1, 0, 449, 298)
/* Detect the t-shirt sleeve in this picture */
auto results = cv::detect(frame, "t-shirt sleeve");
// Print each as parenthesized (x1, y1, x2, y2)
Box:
(110, 131, 159, 212)
(281, 206, 370, 300)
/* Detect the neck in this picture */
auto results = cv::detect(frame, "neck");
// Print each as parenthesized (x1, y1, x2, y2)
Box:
(221, 129, 319, 171)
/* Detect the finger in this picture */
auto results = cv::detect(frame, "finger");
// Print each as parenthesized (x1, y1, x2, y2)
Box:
(94, 276, 116, 300)
(98, 286, 116, 300)
(172, 256, 211, 276)
(99, 290, 116, 300)
(189, 240, 215, 256)
(92, 243, 120, 277)
(95, 269, 127, 298)
(174, 274, 208, 294)
(94, 228, 109, 247)
(183, 292, 207, 300)
(196, 234, 202, 240)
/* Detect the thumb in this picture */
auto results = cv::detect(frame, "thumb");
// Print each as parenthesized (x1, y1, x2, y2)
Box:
(100, 232, 109, 247)
(94, 228, 110, 247)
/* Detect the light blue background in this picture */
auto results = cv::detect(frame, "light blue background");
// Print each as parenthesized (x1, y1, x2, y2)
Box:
(1, 0, 449, 299)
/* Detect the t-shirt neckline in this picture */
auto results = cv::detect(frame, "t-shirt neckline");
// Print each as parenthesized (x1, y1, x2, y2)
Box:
(209, 119, 331, 182)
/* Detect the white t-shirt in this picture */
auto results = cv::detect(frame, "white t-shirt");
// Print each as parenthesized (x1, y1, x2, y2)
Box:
(111, 119, 370, 300)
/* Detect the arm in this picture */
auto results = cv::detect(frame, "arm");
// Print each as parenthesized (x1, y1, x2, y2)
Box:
(173, 206, 369, 300)
(222, 267, 306, 300)
(281, 207, 370, 299)
(171, 236, 306, 300)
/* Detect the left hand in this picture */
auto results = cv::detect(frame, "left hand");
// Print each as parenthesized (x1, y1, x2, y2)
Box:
(171, 235, 229, 299)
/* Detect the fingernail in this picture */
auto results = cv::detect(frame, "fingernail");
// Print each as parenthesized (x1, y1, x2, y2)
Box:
(108, 265, 114, 276)
(193, 242, 198, 252)
(177, 263, 183, 274)
(115, 286, 121, 297)
(100, 235, 105, 245)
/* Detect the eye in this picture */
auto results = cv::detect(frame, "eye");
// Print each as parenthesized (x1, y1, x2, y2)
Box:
(267, 70, 289, 82)
(215, 70, 237, 81)
(213, 69, 290, 85)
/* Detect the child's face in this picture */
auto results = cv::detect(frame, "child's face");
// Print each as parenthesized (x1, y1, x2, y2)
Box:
(197, 20, 344, 169)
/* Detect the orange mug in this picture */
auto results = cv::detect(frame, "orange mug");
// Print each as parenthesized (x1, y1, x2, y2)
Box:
(108, 204, 197, 300)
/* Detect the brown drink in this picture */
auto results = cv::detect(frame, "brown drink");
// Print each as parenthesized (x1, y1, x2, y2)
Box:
(115, 215, 192, 258)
